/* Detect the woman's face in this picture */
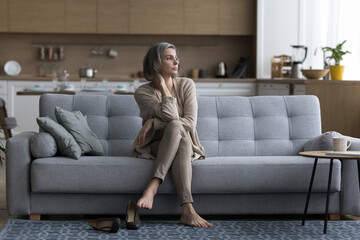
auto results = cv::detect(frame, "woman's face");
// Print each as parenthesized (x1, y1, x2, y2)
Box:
(159, 48, 179, 78)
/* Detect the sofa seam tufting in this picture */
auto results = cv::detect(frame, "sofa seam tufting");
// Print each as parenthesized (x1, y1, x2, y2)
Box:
(249, 97, 256, 156)
(283, 96, 292, 156)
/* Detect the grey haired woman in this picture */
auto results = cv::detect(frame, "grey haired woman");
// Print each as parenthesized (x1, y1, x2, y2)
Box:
(132, 42, 212, 228)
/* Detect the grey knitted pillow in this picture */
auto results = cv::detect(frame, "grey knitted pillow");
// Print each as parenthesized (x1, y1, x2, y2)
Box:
(30, 132, 57, 158)
(54, 106, 104, 156)
(303, 131, 343, 151)
(36, 117, 81, 160)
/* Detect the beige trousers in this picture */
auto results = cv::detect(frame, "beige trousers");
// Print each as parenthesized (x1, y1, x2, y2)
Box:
(150, 120, 193, 205)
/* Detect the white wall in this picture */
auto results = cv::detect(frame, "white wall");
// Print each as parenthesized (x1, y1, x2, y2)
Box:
(257, 0, 302, 78)
(257, 0, 360, 80)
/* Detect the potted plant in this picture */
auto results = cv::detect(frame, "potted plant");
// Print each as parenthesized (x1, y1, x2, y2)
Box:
(322, 40, 351, 80)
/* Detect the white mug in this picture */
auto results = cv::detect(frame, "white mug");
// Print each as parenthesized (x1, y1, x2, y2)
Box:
(333, 137, 351, 151)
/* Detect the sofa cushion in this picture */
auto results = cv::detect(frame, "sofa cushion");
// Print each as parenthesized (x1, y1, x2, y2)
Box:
(30, 132, 57, 158)
(55, 106, 104, 156)
(31, 156, 341, 194)
(40, 94, 322, 157)
(36, 117, 81, 160)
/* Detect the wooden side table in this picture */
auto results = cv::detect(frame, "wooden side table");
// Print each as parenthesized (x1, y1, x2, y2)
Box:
(299, 150, 360, 234)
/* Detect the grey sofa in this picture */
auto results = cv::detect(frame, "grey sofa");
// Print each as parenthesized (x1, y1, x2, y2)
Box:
(6, 94, 360, 217)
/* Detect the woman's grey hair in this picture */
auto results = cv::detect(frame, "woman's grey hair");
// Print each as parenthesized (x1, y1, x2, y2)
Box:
(143, 42, 178, 81)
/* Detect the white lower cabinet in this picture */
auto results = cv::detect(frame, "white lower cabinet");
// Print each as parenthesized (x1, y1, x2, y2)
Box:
(195, 82, 256, 96)
(7, 81, 54, 134)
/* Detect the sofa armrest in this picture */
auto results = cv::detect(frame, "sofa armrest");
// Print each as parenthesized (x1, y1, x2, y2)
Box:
(304, 132, 360, 215)
(341, 135, 360, 215)
(6, 132, 36, 216)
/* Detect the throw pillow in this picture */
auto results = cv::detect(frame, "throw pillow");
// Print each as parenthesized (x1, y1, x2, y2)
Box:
(36, 117, 82, 160)
(30, 132, 57, 158)
(303, 131, 343, 151)
(54, 106, 104, 156)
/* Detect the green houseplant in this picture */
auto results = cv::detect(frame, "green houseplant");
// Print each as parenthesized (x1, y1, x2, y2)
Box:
(322, 40, 351, 80)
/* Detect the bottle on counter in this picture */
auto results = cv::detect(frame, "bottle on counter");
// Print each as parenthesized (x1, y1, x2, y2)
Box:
(38, 46, 46, 60)
(47, 46, 53, 60)
(58, 46, 65, 61)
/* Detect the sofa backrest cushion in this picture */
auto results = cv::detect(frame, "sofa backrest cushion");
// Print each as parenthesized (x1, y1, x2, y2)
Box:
(197, 95, 321, 157)
(40, 94, 321, 157)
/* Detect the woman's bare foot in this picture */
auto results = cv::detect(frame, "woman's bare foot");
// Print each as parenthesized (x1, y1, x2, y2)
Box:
(180, 203, 212, 228)
(137, 178, 161, 209)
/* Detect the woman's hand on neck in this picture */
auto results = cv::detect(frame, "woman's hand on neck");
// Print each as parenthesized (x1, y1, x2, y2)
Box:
(153, 73, 172, 97)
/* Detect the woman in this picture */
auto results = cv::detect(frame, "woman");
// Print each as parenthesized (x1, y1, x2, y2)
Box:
(132, 42, 212, 228)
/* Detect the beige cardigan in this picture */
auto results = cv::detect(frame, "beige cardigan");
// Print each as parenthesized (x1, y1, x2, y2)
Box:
(132, 77, 205, 161)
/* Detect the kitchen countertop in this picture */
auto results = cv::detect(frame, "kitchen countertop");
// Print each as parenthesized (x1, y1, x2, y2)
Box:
(16, 90, 135, 95)
(1, 75, 359, 83)
(0, 75, 256, 82)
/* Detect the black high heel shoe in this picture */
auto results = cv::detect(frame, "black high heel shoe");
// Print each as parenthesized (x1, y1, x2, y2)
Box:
(126, 200, 141, 230)
(88, 218, 120, 233)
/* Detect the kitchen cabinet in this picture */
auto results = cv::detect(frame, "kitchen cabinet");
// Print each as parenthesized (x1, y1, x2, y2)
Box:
(0, 0, 8, 32)
(8, 0, 65, 33)
(65, 0, 97, 33)
(293, 84, 306, 95)
(7, 81, 54, 134)
(257, 83, 290, 96)
(257, 82, 306, 96)
(97, 0, 129, 34)
(306, 81, 360, 137)
(220, 0, 255, 35)
(184, 0, 219, 35)
(129, 0, 184, 34)
(5, 0, 256, 35)
(195, 82, 256, 96)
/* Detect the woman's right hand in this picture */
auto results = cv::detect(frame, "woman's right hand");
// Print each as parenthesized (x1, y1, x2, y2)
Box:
(135, 118, 154, 147)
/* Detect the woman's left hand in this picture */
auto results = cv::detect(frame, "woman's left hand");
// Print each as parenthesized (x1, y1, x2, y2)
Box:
(135, 118, 154, 147)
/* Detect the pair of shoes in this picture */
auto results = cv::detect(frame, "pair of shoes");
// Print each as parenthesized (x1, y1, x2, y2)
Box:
(88, 218, 121, 233)
(126, 200, 141, 230)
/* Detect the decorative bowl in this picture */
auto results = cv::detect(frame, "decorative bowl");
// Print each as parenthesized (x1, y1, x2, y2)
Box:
(301, 69, 329, 80)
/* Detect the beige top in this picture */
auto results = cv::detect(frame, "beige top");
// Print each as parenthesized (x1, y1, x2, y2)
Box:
(132, 77, 205, 161)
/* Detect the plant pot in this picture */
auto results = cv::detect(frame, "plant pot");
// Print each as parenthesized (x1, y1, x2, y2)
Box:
(330, 65, 345, 80)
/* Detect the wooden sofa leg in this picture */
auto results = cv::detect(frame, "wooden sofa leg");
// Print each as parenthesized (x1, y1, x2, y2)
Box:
(329, 214, 341, 220)
(30, 214, 41, 221)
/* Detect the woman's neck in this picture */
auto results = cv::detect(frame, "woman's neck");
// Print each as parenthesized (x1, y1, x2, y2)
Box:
(162, 75, 173, 93)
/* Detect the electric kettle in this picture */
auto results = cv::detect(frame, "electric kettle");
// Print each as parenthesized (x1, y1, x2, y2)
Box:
(290, 45, 307, 79)
(216, 62, 228, 78)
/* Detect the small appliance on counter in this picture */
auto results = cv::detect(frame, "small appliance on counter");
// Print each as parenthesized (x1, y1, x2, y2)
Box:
(216, 62, 228, 78)
(290, 45, 307, 79)
(79, 67, 98, 78)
